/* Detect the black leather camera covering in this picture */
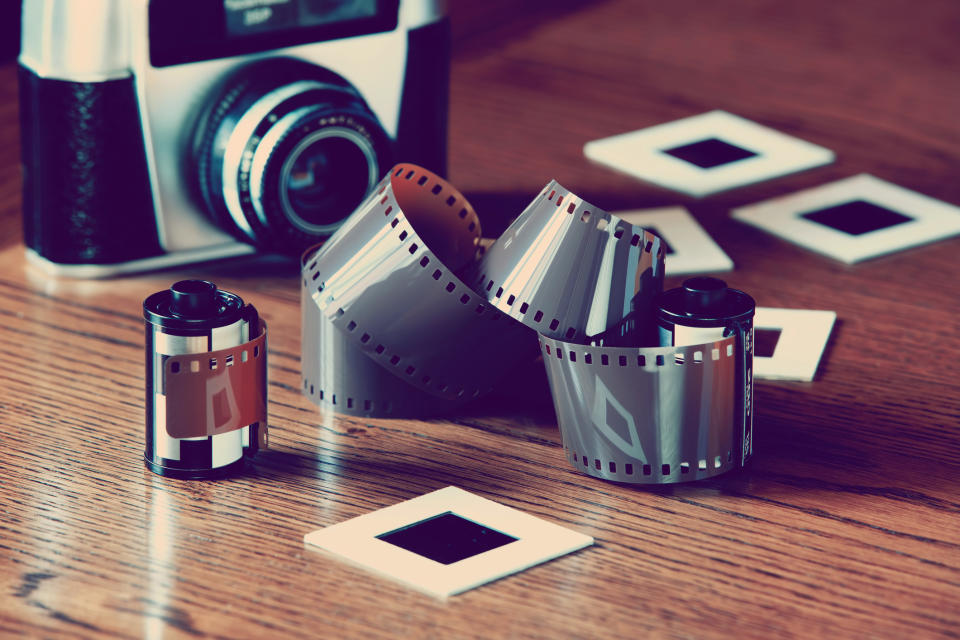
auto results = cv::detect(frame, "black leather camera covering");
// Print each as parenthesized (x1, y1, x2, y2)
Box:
(19, 67, 162, 264)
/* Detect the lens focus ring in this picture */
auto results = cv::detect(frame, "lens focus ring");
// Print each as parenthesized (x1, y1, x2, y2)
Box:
(249, 109, 382, 238)
(193, 59, 393, 254)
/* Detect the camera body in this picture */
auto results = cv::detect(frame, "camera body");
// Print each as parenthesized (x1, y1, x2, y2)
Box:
(19, 0, 449, 277)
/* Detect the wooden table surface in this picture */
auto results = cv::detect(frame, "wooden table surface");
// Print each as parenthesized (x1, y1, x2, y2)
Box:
(2, 1, 960, 638)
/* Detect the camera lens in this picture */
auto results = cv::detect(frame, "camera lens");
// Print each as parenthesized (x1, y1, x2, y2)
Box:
(193, 59, 392, 254)
(280, 129, 378, 234)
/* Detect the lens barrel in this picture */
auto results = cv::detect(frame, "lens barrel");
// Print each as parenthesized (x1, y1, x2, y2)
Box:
(193, 59, 392, 254)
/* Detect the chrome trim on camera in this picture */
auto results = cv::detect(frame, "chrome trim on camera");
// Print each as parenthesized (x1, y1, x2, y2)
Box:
(249, 105, 314, 228)
(20, 0, 131, 81)
(24, 244, 256, 279)
(221, 80, 332, 239)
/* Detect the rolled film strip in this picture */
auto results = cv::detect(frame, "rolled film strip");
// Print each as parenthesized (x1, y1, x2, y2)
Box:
(473, 182, 665, 343)
(483, 194, 751, 482)
(300, 163, 752, 483)
(300, 272, 462, 416)
(300, 164, 533, 416)
(163, 323, 268, 439)
(540, 336, 739, 484)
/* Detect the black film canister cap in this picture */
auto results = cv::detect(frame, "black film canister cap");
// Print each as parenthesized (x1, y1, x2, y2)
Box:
(170, 280, 219, 318)
(143, 280, 245, 331)
(656, 277, 755, 328)
(683, 276, 728, 312)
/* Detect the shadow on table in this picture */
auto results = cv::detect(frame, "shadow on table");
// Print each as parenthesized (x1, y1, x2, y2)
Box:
(457, 353, 556, 421)
(250, 439, 538, 493)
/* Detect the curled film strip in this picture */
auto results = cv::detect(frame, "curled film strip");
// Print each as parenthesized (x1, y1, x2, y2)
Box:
(300, 164, 751, 483)
(301, 164, 533, 416)
(541, 336, 740, 484)
(300, 273, 462, 416)
(471, 184, 748, 482)
(473, 182, 664, 343)
(163, 322, 268, 440)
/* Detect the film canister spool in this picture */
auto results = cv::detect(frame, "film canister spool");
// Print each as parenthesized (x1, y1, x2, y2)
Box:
(144, 280, 268, 479)
(655, 277, 756, 465)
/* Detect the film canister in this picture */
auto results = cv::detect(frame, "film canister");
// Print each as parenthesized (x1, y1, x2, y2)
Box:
(656, 277, 756, 464)
(143, 280, 268, 479)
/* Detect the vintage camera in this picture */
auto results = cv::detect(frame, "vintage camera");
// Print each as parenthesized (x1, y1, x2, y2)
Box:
(19, 0, 449, 277)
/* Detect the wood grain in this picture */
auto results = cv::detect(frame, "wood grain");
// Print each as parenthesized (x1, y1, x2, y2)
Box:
(2, 1, 960, 638)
